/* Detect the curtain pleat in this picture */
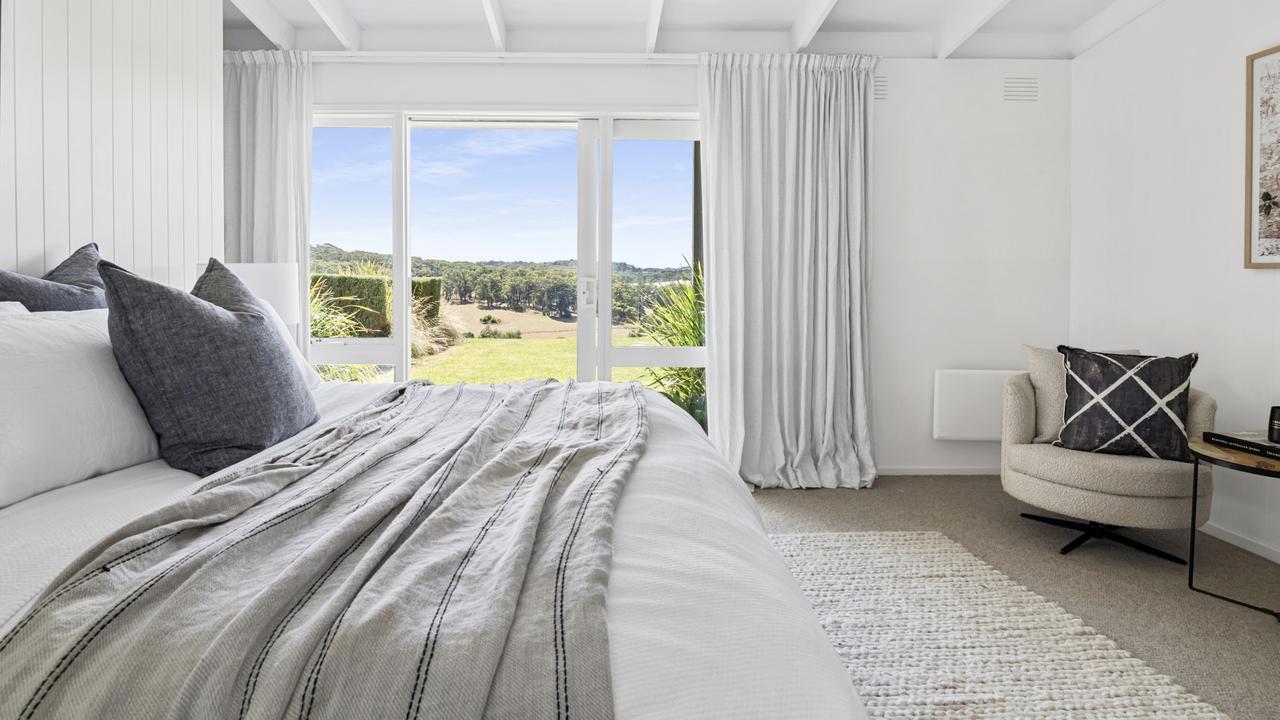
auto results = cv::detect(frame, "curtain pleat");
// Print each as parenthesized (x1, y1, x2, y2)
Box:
(699, 53, 878, 489)
(223, 51, 311, 264)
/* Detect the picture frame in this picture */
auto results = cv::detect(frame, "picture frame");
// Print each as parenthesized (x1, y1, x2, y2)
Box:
(1245, 43, 1280, 268)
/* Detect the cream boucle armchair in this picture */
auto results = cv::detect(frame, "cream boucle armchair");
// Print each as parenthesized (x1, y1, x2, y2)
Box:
(1001, 373, 1215, 564)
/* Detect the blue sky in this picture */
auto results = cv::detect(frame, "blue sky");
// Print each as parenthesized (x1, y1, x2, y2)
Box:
(310, 126, 694, 269)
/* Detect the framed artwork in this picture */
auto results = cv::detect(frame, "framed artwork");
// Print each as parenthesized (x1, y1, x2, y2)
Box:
(1246, 43, 1280, 267)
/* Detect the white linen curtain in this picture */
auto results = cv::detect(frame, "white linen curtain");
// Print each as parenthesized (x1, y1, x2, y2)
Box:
(223, 51, 311, 263)
(699, 52, 877, 489)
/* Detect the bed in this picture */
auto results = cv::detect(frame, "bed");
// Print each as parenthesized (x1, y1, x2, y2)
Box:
(0, 378, 862, 718)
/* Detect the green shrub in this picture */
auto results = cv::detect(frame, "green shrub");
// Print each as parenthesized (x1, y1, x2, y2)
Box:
(635, 265, 707, 430)
(310, 274, 389, 336)
(411, 296, 462, 359)
(309, 277, 367, 339)
(315, 364, 384, 383)
(479, 327, 521, 339)
(412, 277, 442, 320)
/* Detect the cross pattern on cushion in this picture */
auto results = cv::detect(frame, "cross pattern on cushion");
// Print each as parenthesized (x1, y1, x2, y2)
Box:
(1100, 353, 1190, 436)
(1055, 346, 1198, 462)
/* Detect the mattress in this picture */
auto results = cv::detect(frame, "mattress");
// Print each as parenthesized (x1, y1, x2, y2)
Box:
(0, 381, 862, 719)
(0, 382, 381, 627)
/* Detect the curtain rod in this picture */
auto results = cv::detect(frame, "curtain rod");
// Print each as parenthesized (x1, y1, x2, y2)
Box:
(309, 51, 699, 66)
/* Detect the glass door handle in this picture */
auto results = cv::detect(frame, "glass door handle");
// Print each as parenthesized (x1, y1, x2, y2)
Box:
(578, 278, 596, 309)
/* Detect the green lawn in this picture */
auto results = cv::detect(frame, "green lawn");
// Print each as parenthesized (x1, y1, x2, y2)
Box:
(411, 337, 649, 385)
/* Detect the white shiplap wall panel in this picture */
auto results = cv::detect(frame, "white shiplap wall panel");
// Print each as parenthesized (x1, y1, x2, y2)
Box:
(41, 0, 71, 269)
(208, 0, 223, 277)
(111, 0, 134, 271)
(132, 0, 152, 280)
(182, 0, 198, 284)
(165, 0, 181, 286)
(0, 0, 14, 269)
(0, 0, 223, 286)
(68, 2, 93, 257)
(90, 0, 115, 262)
(14, 0, 45, 276)
(149, 0, 167, 285)
(197, 0, 212, 266)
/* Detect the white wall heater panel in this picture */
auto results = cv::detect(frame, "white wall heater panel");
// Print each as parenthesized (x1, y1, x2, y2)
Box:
(932, 369, 1022, 441)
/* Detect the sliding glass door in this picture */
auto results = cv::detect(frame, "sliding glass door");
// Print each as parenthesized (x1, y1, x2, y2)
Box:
(307, 114, 407, 382)
(304, 113, 705, 421)
(581, 118, 707, 423)
(409, 121, 580, 384)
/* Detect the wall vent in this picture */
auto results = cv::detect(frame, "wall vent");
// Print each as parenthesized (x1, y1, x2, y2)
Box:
(1002, 76, 1039, 102)
(874, 75, 889, 101)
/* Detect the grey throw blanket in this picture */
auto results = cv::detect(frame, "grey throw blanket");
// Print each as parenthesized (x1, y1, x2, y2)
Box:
(0, 380, 648, 720)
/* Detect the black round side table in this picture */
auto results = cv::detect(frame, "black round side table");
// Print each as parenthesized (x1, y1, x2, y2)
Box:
(1187, 438, 1280, 622)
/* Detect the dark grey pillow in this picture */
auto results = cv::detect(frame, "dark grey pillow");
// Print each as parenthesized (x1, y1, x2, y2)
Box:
(0, 242, 107, 310)
(1055, 346, 1198, 462)
(100, 259, 319, 476)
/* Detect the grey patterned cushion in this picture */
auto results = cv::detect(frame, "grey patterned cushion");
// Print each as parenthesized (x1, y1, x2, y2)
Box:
(99, 259, 319, 476)
(1024, 344, 1139, 443)
(0, 243, 107, 310)
(1055, 346, 1198, 462)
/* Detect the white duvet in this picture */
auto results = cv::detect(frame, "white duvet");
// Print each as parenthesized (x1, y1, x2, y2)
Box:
(0, 382, 863, 719)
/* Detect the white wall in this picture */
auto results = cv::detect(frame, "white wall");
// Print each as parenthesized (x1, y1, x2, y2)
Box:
(872, 59, 1072, 474)
(0, 0, 224, 289)
(1071, 0, 1280, 561)
(314, 57, 1074, 475)
(313, 59, 697, 115)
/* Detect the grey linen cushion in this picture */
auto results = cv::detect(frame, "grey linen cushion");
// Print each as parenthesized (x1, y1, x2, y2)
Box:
(99, 259, 319, 476)
(0, 242, 107, 310)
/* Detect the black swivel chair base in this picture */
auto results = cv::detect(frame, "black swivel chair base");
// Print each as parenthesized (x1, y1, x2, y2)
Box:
(1020, 512, 1187, 565)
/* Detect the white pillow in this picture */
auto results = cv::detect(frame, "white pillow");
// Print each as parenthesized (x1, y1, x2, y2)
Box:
(0, 301, 30, 317)
(0, 309, 160, 507)
(257, 299, 322, 390)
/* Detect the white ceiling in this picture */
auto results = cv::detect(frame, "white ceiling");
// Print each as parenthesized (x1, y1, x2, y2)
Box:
(224, 0, 1168, 59)
(661, 0, 804, 32)
(340, 0, 489, 29)
(502, 0, 652, 29)
(223, 0, 254, 29)
(983, 0, 1117, 34)
(824, 0, 956, 34)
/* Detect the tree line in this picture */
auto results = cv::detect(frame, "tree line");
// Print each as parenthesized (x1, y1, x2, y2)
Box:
(310, 243, 685, 322)
(443, 265, 578, 318)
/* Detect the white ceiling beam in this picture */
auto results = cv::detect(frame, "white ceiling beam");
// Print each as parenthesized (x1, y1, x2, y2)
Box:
(479, 0, 507, 52)
(789, 0, 838, 52)
(304, 0, 362, 51)
(644, 0, 665, 54)
(229, 0, 296, 50)
(1068, 0, 1169, 58)
(934, 0, 1016, 59)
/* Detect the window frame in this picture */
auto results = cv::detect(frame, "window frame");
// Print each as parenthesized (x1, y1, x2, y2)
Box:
(303, 111, 705, 385)
(597, 118, 707, 380)
(306, 113, 411, 381)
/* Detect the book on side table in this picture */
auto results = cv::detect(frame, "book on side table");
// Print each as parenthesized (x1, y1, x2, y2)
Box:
(1201, 431, 1280, 461)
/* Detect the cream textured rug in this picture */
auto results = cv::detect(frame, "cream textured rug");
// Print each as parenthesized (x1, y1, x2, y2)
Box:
(772, 532, 1228, 719)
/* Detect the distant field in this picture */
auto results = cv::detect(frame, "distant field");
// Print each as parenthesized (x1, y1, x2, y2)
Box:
(441, 302, 636, 339)
(412, 337, 650, 386)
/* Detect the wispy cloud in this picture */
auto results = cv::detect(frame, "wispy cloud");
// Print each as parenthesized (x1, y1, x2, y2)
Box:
(412, 160, 469, 182)
(410, 128, 576, 185)
(614, 213, 691, 230)
(438, 191, 508, 204)
(312, 158, 391, 187)
(449, 130, 575, 159)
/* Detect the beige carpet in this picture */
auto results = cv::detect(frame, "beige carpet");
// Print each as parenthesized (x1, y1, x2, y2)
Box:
(754, 477, 1280, 720)
(775, 532, 1225, 718)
